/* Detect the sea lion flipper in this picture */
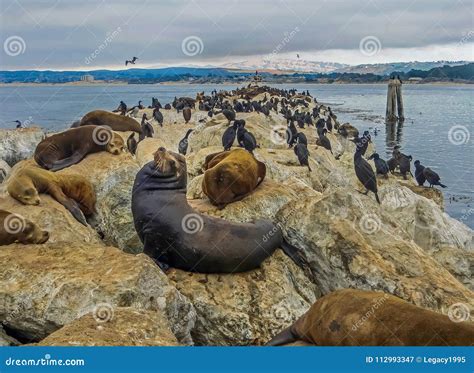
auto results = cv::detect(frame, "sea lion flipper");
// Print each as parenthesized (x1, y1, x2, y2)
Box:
(256, 160, 266, 186)
(265, 326, 298, 346)
(47, 184, 88, 225)
(50, 151, 85, 171)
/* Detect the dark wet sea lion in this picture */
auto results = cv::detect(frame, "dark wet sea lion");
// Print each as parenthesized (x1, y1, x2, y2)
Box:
(79, 110, 141, 133)
(131, 148, 282, 273)
(34, 125, 124, 171)
(267, 289, 474, 346)
(0, 209, 49, 245)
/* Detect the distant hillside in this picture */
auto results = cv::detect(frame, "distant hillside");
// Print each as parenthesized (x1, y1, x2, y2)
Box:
(334, 61, 469, 75)
(1, 63, 472, 84)
(0, 67, 238, 84)
(221, 59, 348, 73)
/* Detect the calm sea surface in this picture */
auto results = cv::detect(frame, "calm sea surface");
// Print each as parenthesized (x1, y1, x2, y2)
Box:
(0, 83, 472, 228)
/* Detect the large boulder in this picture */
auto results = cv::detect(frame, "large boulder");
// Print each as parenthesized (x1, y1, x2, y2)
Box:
(169, 250, 318, 346)
(36, 308, 179, 346)
(0, 127, 44, 166)
(276, 188, 473, 313)
(0, 242, 195, 344)
(58, 152, 141, 253)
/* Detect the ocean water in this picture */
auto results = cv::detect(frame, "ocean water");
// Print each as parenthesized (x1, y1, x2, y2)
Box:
(0, 83, 472, 228)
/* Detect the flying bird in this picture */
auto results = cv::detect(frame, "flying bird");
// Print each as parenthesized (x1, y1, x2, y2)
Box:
(125, 57, 138, 66)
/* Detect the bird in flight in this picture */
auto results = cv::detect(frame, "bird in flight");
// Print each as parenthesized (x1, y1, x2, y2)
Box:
(125, 57, 138, 66)
(297, 54, 300, 59)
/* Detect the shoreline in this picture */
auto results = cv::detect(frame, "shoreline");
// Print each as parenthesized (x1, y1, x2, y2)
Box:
(0, 81, 472, 87)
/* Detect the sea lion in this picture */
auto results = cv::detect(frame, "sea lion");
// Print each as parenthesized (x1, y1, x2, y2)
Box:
(0, 209, 49, 245)
(202, 149, 266, 208)
(267, 289, 474, 346)
(79, 110, 141, 133)
(131, 147, 282, 273)
(7, 166, 96, 225)
(34, 125, 125, 171)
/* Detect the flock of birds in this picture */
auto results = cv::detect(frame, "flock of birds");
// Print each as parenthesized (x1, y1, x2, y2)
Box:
(104, 84, 447, 206)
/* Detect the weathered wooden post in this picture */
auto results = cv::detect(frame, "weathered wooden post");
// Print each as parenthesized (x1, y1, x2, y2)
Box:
(395, 78, 404, 121)
(386, 77, 404, 122)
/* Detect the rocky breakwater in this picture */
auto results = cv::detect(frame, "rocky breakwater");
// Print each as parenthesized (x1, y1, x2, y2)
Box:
(0, 86, 472, 346)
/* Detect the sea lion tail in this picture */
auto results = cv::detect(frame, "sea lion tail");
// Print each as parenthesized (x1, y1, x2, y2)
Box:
(265, 326, 298, 346)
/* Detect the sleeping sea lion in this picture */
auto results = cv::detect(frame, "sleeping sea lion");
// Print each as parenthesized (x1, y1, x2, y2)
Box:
(202, 149, 266, 208)
(267, 289, 474, 346)
(34, 125, 124, 171)
(0, 209, 49, 245)
(7, 166, 96, 225)
(131, 147, 283, 273)
(79, 110, 141, 133)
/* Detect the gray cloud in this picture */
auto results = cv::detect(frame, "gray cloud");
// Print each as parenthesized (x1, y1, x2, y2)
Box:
(1, 0, 472, 70)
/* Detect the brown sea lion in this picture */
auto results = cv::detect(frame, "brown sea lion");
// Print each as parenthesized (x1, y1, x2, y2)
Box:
(7, 166, 96, 226)
(131, 147, 284, 273)
(202, 149, 266, 208)
(267, 289, 474, 346)
(34, 125, 124, 171)
(0, 209, 49, 245)
(79, 110, 141, 133)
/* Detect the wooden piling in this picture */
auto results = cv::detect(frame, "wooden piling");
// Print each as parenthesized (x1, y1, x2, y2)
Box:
(386, 77, 404, 122)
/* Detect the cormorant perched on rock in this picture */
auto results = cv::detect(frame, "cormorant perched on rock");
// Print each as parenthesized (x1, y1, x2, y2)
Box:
(222, 109, 236, 123)
(296, 132, 308, 146)
(153, 107, 164, 127)
(178, 129, 194, 155)
(415, 161, 447, 188)
(354, 148, 380, 204)
(237, 122, 257, 153)
(325, 116, 333, 132)
(183, 107, 192, 124)
(317, 129, 332, 153)
(387, 157, 397, 173)
(164, 103, 171, 110)
(129, 106, 139, 118)
(414, 160, 426, 186)
(113, 101, 127, 115)
(139, 114, 154, 141)
(355, 131, 371, 155)
(294, 143, 311, 171)
(13, 120, 23, 128)
(393, 149, 412, 179)
(127, 133, 137, 155)
(368, 153, 389, 178)
(287, 121, 298, 148)
(222, 121, 239, 151)
(208, 110, 214, 118)
(316, 118, 326, 137)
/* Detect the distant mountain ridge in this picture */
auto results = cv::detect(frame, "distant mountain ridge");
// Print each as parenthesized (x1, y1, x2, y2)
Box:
(334, 60, 469, 75)
(0, 62, 472, 84)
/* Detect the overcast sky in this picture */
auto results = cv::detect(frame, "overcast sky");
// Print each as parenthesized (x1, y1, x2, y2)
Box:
(0, 0, 472, 70)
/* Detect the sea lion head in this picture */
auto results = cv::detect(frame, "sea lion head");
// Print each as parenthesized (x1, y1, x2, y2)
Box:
(7, 175, 41, 206)
(19, 220, 50, 244)
(106, 132, 125, 155)
(153, 147, 185, 178)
